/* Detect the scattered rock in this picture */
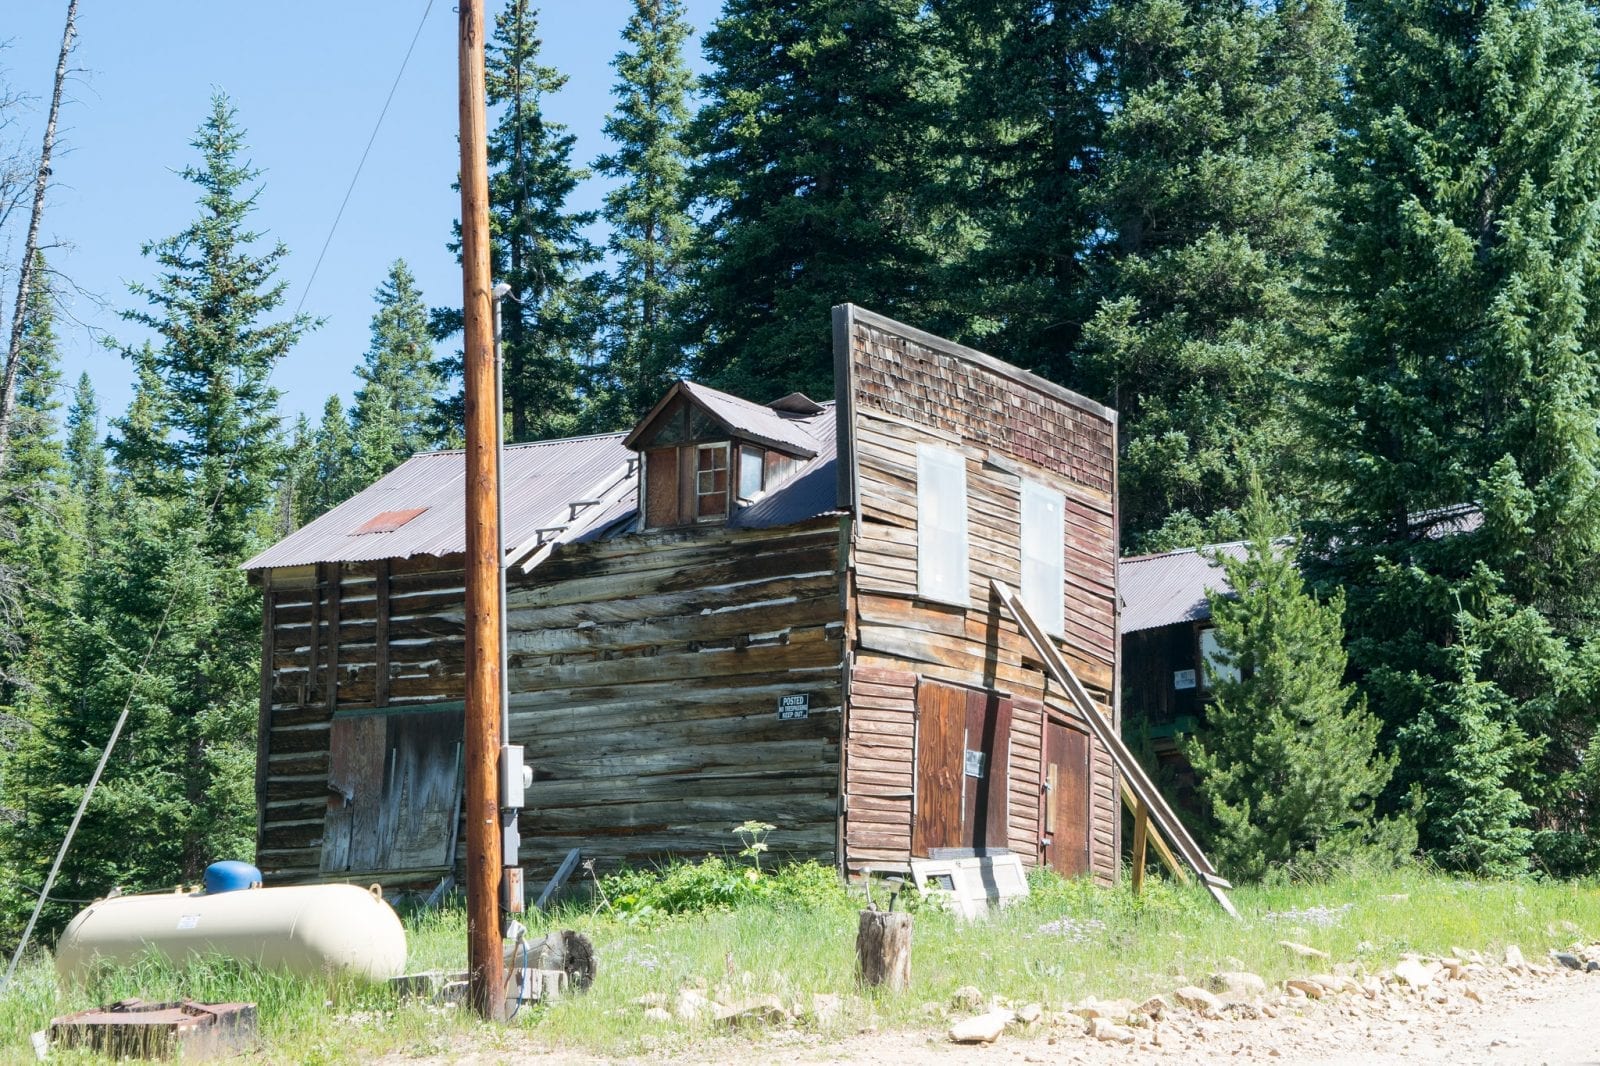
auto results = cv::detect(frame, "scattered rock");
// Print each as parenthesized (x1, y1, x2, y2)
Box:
(1285, 979, 1324, 1000)
(949, 1009, 1013, 1044)
(1070, 998, 1136, 1022)
(636, 992, 669, 1010)
(1280, 940, 1330, 960)
(1089, 1017, 1137, 1044)
(1554, 953, 1583, 971)
(1206, 972, 1268, 1001)
(642, 1007, 672, 1024)
(1504, 945, 1526, 970)
(715, 995, 791, 1028)
(674, 988, 710, 1021)
(1588, 961, 1599, 973)
(807, 992, 842, 1025)
(1014, 1003, 1043, 1026)
(1463, 987, 1483, 1004)
(1137, 994, 1171, 1020)
(1222, 1002, 1264, 1020)
(1172, 986, 1223, 1015)
(950, 986, 985, 1012)
(1393, 958, 1442, 990)
(1311, 974, 1350, 994)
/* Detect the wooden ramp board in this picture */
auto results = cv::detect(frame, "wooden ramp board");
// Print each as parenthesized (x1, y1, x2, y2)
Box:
(992, 580, 1238, 918)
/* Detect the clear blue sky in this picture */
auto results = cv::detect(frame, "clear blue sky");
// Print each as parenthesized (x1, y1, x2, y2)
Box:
(3, 1, 720, 430)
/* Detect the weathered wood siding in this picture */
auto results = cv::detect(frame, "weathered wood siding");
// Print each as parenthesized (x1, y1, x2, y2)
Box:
(256, 556, 468, 883)
(507, 518, 846, 880)
(835, 306, 1121, 885)
(257, 518, 848, 885)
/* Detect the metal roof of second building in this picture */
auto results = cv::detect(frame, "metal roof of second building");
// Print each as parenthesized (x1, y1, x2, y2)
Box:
(242, 433, 634, 571)
(1117, 542, 1244, 634)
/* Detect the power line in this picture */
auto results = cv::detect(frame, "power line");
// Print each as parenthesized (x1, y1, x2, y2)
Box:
(293, 0, 437, 319)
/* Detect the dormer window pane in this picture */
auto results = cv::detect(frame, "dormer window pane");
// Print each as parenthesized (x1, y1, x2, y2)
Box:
(739, 444, 765, 500)
(697, 444, 729, 520)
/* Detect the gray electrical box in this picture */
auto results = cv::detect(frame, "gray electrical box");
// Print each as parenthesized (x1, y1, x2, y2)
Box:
(500, 744, 526, 809)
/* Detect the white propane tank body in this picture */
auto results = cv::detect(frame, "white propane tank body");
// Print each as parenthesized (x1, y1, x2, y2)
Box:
(54, 883, 407, 983)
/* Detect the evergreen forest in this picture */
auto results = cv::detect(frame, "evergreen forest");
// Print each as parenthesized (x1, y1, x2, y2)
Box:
(2, 0, 1600, 943)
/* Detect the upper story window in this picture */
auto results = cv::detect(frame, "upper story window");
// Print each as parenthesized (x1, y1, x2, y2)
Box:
(917, 444, 969, 605)
(1020, 479, 1066, 636)
(696, 444, 729, 521)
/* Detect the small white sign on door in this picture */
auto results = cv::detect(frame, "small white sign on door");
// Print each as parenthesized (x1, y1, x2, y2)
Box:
(1173, 669, 1197, 691)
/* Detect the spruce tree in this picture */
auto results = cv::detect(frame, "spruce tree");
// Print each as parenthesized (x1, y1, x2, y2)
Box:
(64, 373, 108, 525)
(685, 0, 967, 398)
(928, 0, 1104, 375)
(114, 94, 312, 557)
(296, 395, 362, 526)
(1184, 486, 1410, 880)
(0, 97, 309, 925)
(350, 259, 438, 470)
(1308, 0, 1600, 872)
(435, 1, 600, 442)
(1076, 0, 1347, 549)
(594, 0, 695, 425)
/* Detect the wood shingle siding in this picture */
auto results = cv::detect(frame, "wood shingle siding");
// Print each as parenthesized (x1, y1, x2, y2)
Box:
(835, 305, 1120, 885)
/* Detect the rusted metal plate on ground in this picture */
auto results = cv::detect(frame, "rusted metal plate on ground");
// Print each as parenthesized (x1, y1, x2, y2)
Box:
(50, 999, 257, 1060)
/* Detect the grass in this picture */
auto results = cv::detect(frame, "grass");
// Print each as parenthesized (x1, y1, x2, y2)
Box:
(0, 864, 1594, 1063)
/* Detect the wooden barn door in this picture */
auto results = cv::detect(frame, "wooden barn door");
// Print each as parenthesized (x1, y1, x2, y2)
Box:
(322, 706, 464, 875)
(913, 680, 1011, 855)
(1041, 719, 1091, 877)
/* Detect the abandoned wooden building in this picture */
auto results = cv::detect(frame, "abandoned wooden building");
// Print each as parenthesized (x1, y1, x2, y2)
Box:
(243, 305, 1123, 888)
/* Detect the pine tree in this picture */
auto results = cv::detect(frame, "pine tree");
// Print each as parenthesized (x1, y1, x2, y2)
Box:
(64, 373, 108, 525)
(0, 97, 310, 928)
(435, 1, 601, 443)
(1184, 486, 1410, 880)
(1307, 0, 1600, 872)
(296, 395, 362, 526)
(0, 262, 72, 703)
(593, 0, 695, 425)
(114, 94, 312, 558)
(684, 0, 967, 398)
(350, 259, 438, 470)
(1074, 0, 1347, 549)
(928, 0, 1105, 374)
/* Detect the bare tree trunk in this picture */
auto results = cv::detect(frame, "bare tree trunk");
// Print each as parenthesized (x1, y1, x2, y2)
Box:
(0, 0, 78, 476)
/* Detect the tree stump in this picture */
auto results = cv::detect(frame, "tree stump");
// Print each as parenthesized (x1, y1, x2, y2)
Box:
(856, 909, 912, 991)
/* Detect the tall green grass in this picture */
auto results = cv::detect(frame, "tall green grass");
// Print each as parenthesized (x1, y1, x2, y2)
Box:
(0, 865, 1592, 1062)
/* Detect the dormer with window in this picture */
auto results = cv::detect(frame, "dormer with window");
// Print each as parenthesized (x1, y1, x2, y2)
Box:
(622, 381, 821, 531)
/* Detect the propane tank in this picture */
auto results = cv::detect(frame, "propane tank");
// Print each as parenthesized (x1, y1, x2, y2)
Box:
(54, 882, 406, 983)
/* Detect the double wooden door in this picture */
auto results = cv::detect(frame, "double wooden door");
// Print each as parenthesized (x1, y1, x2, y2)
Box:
(913, 680, 1012, 854)
(1041, 718, 1092, 877)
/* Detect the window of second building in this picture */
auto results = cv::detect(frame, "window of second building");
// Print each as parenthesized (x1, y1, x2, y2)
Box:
(696, 443, 729, 521)
(917, 444, 969, 605)
(1021, 479, 1066, 636)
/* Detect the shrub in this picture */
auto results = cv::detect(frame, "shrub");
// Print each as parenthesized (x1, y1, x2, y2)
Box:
(594, 857, 850, 922)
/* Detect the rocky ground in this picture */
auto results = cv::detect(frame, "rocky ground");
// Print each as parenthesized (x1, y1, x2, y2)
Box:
(762, 941, 1600, 1065)
(391, 941, 1600, 1064)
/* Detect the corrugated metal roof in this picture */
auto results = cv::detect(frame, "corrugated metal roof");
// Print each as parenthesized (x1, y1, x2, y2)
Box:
(730, 407, 838, 529)
(679, 381, 821, 457)
(1117, 542, 1244, 634)
(242, 433, 634, 570)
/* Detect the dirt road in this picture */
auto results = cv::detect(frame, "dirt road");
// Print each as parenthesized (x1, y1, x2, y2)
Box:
(759, 966, 1600, 1065)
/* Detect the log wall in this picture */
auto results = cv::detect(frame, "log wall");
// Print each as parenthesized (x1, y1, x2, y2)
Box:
(256, 518, 848, 885)
(834, 306, 1121, 885)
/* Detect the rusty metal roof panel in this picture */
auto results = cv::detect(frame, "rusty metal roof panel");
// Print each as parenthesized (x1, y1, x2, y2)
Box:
(1117, 542, 1244, 634)
(242, 433, 633, 570)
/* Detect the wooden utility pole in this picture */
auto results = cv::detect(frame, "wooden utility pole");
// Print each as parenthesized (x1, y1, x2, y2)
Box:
(458, 0, 505, 1022)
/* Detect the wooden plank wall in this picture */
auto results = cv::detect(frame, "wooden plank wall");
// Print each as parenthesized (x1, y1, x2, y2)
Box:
(257, 556, 468, 883)
(506, 518, 847, 881)
(839, 310, 1121, 885)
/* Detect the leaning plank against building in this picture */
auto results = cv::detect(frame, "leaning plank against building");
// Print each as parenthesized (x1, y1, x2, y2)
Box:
(833, 305, 1121, 884)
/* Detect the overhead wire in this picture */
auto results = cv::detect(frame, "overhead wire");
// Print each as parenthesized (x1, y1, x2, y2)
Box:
(0, 0, 439, 986)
